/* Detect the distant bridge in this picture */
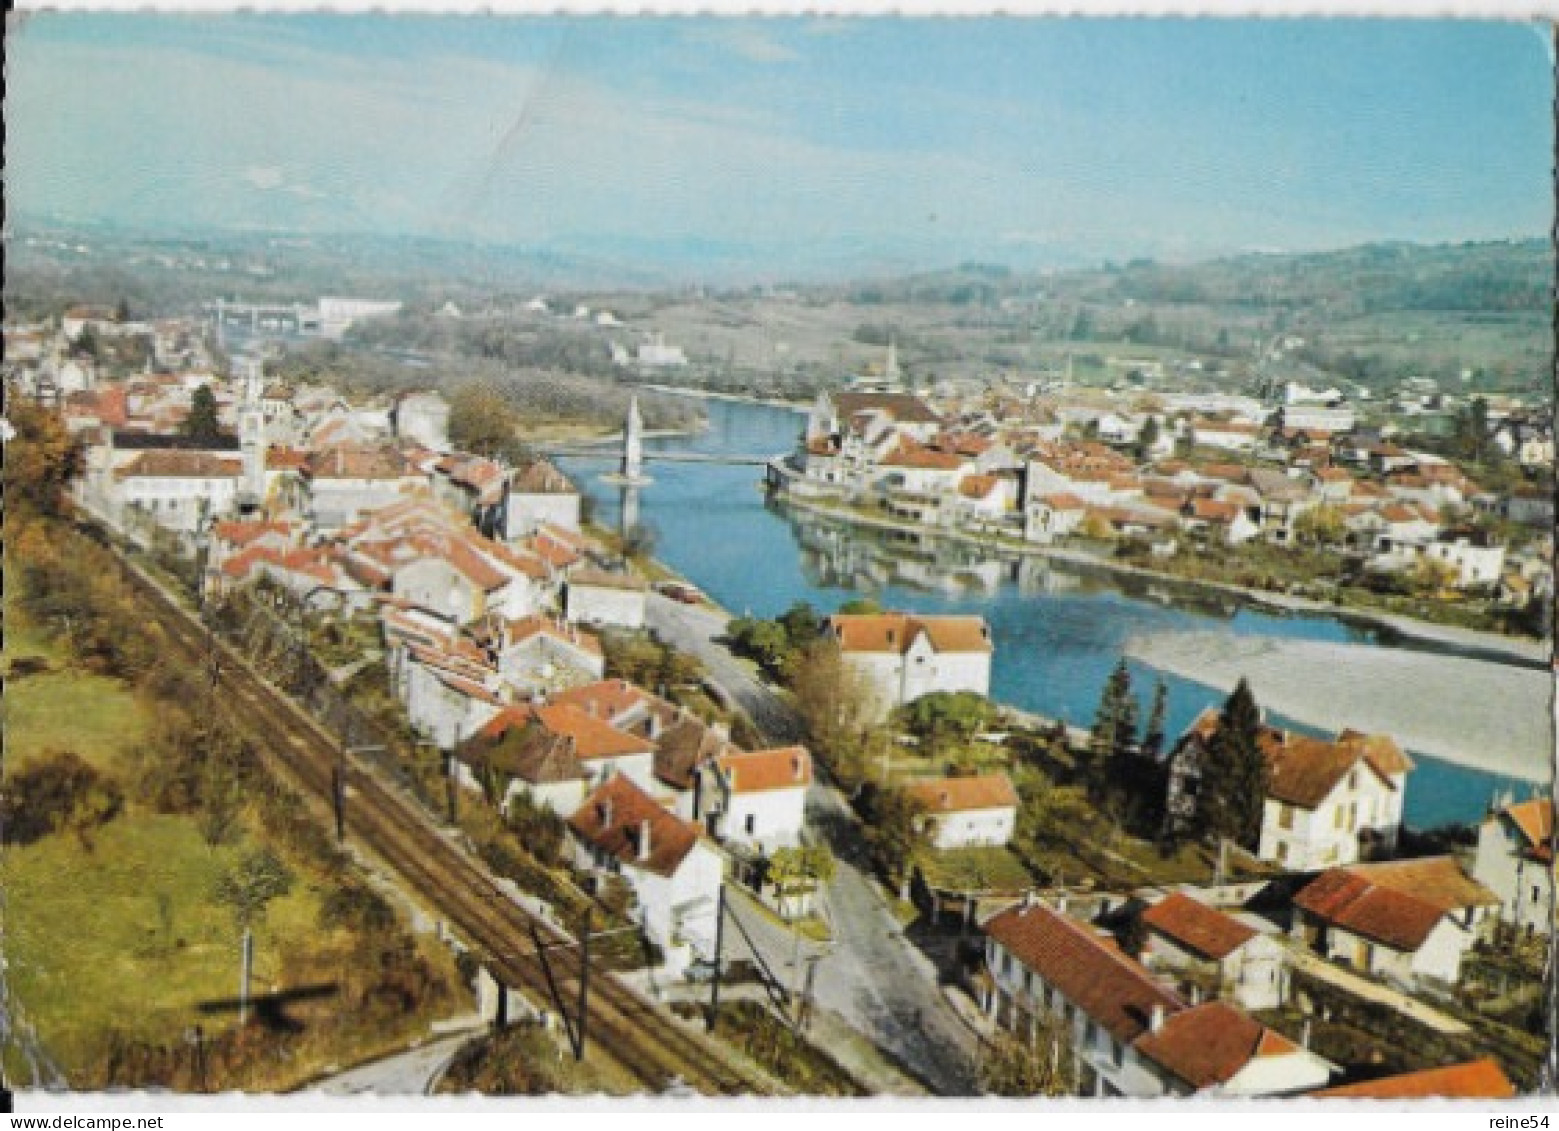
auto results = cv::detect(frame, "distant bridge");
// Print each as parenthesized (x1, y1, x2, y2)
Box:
(539, 446, 783, 467)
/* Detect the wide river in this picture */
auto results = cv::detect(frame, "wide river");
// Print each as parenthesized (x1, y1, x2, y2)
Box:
(559, 395, 1548, 830)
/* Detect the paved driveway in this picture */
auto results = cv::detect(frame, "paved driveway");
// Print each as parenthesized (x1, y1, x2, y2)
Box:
(305, 1033, 478, 1095)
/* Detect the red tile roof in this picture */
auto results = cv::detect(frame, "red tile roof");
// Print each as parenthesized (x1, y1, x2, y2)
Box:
(714, 746, 812, 793)
(984, 901, 1184, 1045)
(1500, 798, 1554, 860)
(904, 774, 1019, 814)
(547, 679, 655, 725)
(1141, 893, 1257, 962)
(1035, 492, 1087, 511)
(568, 776, 704, 878)
(114, 451, 243, 479)
(832, 392, 942, 425)
(1312, 1058, 1516, 1099)
(1294, 857, 1498, 952)
(883, 442, 966, 471)
(1132, 1002, 1300, 1089)
(479, 703, 651, 761)
(829, 613, 992, 655)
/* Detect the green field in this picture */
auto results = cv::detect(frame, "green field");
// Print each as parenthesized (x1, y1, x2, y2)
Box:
(2, 613, 149, 776)
(1, 596, 468, 1089)
(2, 814, 326, 1079)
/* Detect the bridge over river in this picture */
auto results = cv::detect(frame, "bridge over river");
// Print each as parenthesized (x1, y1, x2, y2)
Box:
(537, 445, 782, 467)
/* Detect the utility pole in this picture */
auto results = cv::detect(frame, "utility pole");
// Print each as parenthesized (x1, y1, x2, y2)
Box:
(575, 909, 592, 1062)
(238, 927, 254, 1025)
(707, 882, 726, 1033)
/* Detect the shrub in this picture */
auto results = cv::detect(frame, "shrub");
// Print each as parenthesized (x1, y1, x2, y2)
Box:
(1, 749, 124, 848)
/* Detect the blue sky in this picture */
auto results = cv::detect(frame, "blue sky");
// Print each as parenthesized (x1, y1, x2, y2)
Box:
(8, 15, 1553, 274)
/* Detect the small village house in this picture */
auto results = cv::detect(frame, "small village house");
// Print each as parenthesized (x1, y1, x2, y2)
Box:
(1291, 856, 1500, 990)
(1472, 797, 1554, 937)
(567, 776, 724, 976)
(1138, 891, 1288, 1012)
(903, 774, 1019, 850)
(982, 898, 1333, 1097)
(695, 746, 813, 851)
(825, 612, 994, 722)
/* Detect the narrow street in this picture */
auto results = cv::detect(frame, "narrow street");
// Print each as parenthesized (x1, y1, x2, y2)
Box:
(647, 594, 982, 1095)
(305, 1034, 478, 1096)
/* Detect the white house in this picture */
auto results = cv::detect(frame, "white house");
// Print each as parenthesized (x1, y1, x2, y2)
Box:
(400, 648, 507, 751)
(825, 612, 993, 722)
(300, 445, 423, 532)
(1292, 856, 1500, 990)
(1259, 728, 1414, 870)
(1024, 491, 1089, 544)
(695, 746, 813, 851)
(982, 898, 1332, 1098)
(568, 776, 724, 976)
(393, 391, 451, 451)
(903, 774, 1018, 849)
(565, 568, 649, 629)
(505, 460, 582, 540)
(477, 703, 658, 796)
(491, 615, 606, 696)
(1138, 891, 1288, 1012)
(1423, 529, 1506, 589)
(111, 450, 244, 534)
(1472, 798, 1554, 937)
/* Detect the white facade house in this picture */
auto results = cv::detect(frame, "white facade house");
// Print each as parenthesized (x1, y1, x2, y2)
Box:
(111, 450, 244, 534)
(1423, 530, 1507, 589)
(568, 776, 724, 976)
(1292, 856, 1500, 990)
(1024, 492, 1089, 544)
(565, 568, 649, 629)
(903, 774, 1019, 849)
(1258, 729, 1413, 871)
(694, 746, 812, 851)
(1139, 892, 1288, 1012)
(1472, 799, 1554, 937)
(393, 391, 451, 451)
(982, 899, 1332, 1098)
(505, 460, 582, 539)
(826, 612, 993, 722)
(493, 616, 606, 696)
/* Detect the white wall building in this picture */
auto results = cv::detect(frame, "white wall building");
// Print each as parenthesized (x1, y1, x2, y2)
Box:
(903, 774, 1018, 849)
(568, 776, 724, 976)
(1139, 892, 1288, 1012)
(1292, 856, 1500, 989)
(1472, 799, 1554, 937)
(982, 899, 1332, 1098)
(826, 612, 993, 722)
(565, 568, 649, 629)
(695, 746, 813, 851)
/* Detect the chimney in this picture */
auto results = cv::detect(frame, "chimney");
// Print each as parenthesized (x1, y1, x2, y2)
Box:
(1149, 1003, 1166, 1033)
(599, 798, 613, 828)
(1056, 893, 1068, 915)
(1300, 1018, 1313, 1050)
(637, 819, 652, 861)
(1021, 890, 1035, 912)
(793, 754, 804, 782)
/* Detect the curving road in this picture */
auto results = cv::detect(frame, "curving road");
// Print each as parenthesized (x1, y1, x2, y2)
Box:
(648, 594, 981, 1094)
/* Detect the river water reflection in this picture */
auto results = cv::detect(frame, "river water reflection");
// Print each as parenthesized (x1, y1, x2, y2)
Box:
(558, 395, 1542, 829)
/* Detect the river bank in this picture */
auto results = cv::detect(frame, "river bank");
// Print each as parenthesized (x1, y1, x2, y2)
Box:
(768, 485, 1547, 668)
(1124, 631, 1552, 784)
(639, 384, 810, 413)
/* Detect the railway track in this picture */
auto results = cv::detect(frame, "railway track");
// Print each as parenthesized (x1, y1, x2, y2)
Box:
(102, 531, 778, 1096)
